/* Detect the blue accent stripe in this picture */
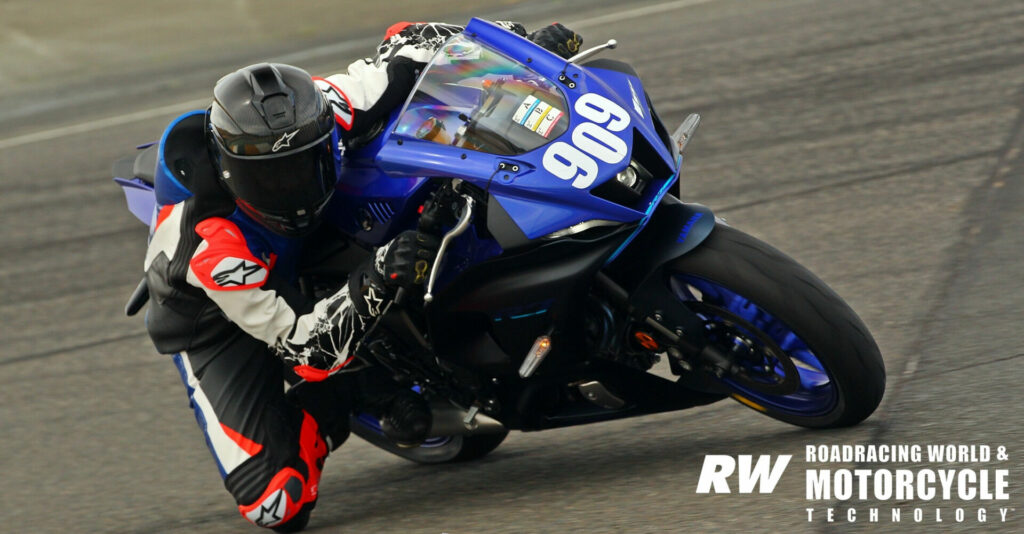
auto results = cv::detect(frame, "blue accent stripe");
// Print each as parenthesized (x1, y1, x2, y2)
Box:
(173, 352, 228, 479)
(605, 155, 683, 265)
(520, 98, 541, 125)
(509, 309, 548, 320)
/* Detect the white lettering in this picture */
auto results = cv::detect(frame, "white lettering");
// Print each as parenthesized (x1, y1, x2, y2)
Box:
(542, 93, 632, 189)
(542, 142, 599, 189)
(918, 470, 935, 500)
(835, 470, 852, 500)
(574, 93, 629, 132)
(572, 121, 627, 164)
(958, 470, 977, 500)
(696, 455, 735, 493)
(873, 469, 892, 500)
(896, 469, 914, 500)
(737, 454, 791, 494)
(995, 470, 1010, 499)
(807, 470, 830, 499)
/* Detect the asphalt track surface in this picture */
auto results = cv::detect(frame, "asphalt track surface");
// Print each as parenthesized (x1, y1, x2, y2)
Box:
(1, 0, 1023, 532)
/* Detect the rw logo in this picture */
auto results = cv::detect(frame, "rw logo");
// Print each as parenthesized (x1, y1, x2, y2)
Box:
(696, 455, 792, 494)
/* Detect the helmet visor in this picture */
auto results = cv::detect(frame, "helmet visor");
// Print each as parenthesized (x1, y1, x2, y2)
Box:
(219, 132, 338, 234)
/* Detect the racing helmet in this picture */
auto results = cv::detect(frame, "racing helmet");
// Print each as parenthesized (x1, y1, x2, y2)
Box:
(208, 63, 340, 237)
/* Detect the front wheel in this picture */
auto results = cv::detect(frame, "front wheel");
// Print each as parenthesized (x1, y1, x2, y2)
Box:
(666, 224, 885, 428)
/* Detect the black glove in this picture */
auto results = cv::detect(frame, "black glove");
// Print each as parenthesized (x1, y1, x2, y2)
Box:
(348, 231, 440, 318)
(528, 23, 583, 60)
(374, 230, 441, 289)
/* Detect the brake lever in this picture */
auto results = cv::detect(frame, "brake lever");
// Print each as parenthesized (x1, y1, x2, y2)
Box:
(424, 193, 475, 303)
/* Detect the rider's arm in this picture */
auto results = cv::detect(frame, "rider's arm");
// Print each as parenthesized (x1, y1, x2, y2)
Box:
(183, 217, 371, 381)
(184, 218, 437, 382)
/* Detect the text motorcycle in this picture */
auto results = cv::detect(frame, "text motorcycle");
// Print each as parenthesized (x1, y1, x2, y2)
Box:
(115, 19, 885, 463)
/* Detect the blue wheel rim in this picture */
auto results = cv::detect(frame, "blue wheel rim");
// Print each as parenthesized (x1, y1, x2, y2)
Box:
(354, 413, 454, 448)
(671, 275, 837, 416)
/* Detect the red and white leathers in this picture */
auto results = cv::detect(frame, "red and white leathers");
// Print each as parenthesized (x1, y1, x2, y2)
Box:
(145, 21, 526, 530)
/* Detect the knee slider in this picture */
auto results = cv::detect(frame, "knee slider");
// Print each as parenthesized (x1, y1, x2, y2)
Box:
(235, 413, 327, 529)
(238, 467, 310, 528)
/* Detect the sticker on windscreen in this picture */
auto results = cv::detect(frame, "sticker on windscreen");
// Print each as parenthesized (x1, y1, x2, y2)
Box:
(442, 41, 481, 61)
(513, 95, 564, 138)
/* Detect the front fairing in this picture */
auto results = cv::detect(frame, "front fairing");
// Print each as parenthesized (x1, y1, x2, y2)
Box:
(375, 18, 679, 243)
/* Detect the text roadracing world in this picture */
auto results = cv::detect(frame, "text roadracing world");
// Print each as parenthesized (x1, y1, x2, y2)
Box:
(696, 444, 1015, 524)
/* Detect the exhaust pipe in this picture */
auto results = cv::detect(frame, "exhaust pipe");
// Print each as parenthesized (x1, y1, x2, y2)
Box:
(426, 402, 505, 437)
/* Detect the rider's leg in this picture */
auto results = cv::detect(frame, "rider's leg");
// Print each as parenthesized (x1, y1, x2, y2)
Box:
(171, 333, 334, 531)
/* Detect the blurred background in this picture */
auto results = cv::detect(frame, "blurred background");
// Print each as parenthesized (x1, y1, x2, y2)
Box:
(1, 0, 1022, 532)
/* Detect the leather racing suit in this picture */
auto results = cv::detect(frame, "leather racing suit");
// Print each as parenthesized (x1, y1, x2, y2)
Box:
(144, 21, 544, 530)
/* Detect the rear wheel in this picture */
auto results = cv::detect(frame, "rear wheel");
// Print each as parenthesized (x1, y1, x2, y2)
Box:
(666, 224, 885, 428)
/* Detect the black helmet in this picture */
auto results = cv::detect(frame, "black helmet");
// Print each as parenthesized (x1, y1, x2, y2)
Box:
(208, 63, 340, 237)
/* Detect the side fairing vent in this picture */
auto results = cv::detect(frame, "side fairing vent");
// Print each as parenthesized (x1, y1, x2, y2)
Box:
(365, 201, 395, 223)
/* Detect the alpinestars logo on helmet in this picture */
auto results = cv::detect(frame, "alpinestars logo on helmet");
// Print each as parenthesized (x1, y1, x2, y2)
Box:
(272, 130, 299, 152)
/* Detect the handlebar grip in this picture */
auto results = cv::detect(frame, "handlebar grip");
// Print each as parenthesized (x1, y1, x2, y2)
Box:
(393, 287, 408, 307)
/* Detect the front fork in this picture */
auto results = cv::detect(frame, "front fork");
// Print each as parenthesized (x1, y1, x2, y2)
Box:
(600, 197, 737, 379)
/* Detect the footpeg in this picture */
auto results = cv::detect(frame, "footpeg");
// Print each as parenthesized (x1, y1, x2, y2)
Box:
(577, 381, 626, 409)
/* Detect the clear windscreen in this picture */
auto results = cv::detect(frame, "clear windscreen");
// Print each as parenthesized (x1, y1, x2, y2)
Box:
(394, 34, 570, 156)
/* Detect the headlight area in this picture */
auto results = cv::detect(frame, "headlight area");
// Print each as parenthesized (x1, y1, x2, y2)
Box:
(590, 158, 653, 207)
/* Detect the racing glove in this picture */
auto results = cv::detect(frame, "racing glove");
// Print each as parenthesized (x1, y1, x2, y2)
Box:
(350, 230, 441, 317)
(375, 230, 441, 288)
(528, 23, 583, 59)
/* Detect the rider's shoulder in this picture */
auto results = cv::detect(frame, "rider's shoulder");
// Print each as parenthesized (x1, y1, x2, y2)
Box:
(188, 217, 274, 291)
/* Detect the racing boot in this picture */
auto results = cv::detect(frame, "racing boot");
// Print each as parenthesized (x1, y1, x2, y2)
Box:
(272, 505, 311, 533)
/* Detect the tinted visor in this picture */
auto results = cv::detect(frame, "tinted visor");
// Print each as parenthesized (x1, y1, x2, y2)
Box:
(220, 133, 338, 235)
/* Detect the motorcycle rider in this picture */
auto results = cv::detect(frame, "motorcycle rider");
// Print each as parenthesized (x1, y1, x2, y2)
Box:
(142, 21, 581, 532)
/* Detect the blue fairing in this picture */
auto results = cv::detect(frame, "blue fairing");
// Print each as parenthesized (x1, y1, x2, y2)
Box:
(114, 177, 157, 226)
(155, 110, 204, 206)
(324, 108, 431, 244)
(339, 18, 679, 250)
(119, 19, 688, 291)
(114, 110, 206, 226)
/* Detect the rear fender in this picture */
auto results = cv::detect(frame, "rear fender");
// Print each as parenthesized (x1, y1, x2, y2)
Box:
(114, 177, 156, 226)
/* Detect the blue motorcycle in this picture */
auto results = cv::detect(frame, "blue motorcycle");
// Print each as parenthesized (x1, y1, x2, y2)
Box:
(116, 19, 884, 463)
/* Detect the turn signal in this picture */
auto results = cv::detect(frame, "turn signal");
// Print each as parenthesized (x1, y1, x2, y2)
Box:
(518, 335, 552, 378)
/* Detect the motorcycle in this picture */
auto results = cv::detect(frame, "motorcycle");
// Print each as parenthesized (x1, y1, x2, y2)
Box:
(115, 18, 885, 463)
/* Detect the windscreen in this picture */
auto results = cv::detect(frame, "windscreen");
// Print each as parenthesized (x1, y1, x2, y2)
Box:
(394, 34, 570, 156)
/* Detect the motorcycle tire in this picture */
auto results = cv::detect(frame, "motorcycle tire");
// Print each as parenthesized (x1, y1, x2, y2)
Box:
(666, 224, 885, 428)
